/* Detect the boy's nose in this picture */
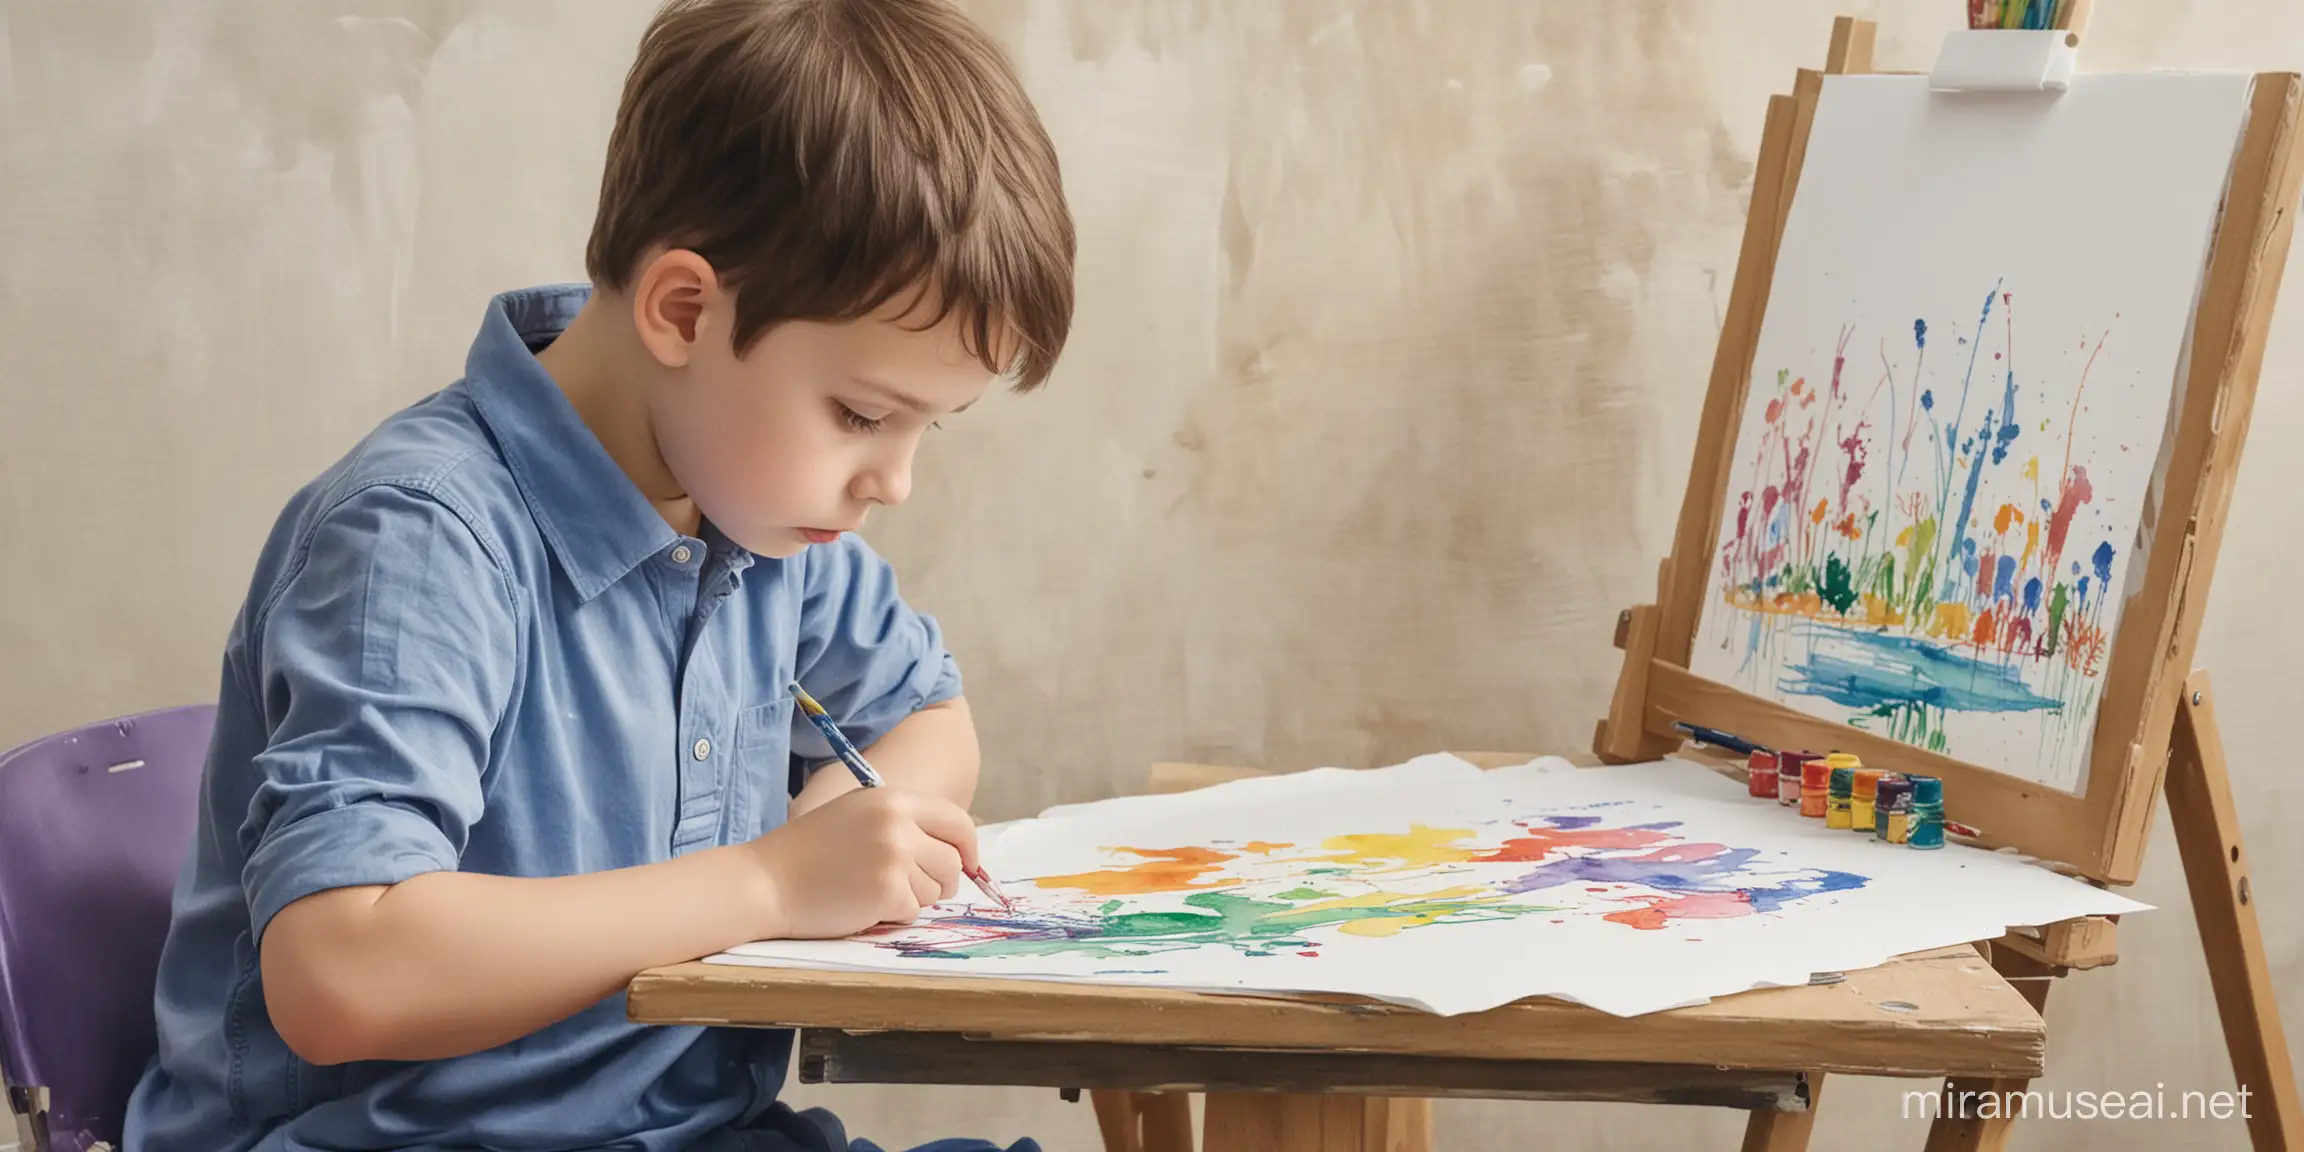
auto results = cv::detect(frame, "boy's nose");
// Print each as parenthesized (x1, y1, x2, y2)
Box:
(854, 457, 911, 507)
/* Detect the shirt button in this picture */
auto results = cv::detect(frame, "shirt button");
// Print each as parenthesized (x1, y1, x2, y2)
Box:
(692, 738, 712, 761)
(671, 545, 694, 564)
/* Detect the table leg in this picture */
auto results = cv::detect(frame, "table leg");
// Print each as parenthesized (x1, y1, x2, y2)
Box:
(1204, 1094, 1429, 1152)
(1923, 948, 2053, 1151)
(1092, 1090, 1194, 1152)
(1140, 1092, 1194, 1152)
(1738, 1072, 1822, 1151)
(1381, 1097, 1434, 1152)
(1091, 1089, 1142, 1152)
(1204, 1093, 1284, 1152)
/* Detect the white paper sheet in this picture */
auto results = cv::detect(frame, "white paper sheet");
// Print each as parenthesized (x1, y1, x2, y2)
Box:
(1688, 74, 2252, 794)
(710, 755, 2146, 1017)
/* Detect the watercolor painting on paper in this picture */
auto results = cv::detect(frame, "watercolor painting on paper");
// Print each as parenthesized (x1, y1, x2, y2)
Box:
(1689, 75, 2254, 793)
(714, 754, 2147, 1016)
(844, 802, 1869, 967)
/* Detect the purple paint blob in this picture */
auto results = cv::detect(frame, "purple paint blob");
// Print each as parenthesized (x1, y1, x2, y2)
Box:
(1502, 845, 1866, 914)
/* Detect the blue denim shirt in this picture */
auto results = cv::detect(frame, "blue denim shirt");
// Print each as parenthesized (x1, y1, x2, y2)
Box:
(125, 285, 963, 1152)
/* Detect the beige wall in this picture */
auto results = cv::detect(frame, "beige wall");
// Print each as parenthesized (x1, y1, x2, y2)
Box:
(5, 1, 2302, 1148)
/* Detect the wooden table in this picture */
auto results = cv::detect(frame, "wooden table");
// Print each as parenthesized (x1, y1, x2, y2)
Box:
(630, 753, 2050, 1150)
(631, 939, 2043, 1150)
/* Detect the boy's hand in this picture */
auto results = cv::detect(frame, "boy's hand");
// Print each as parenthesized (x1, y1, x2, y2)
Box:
(788, 761, 864, 818)
(749, 787, 981, 939)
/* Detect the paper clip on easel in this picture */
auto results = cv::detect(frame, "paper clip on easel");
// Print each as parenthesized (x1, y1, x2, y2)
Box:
(1929, 9, 2088, 93)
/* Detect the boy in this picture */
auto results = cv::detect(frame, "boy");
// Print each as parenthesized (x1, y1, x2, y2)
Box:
(124, 0, 1072, 1149)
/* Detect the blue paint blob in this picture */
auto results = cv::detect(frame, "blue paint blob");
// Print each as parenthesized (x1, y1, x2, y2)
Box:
(1914, 318, 1928, 349)
(1993, 555, 2017, 601)
(2091, 541, 2115, 585)
(1921, 390, 1935, 411)
(1991, 373, 2021, 465)
(2022, 577, 2043, 616)
(1777, 624, 2062, 716)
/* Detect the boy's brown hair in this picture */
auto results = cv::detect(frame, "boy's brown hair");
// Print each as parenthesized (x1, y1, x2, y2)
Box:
(587, 0, 1074, 390)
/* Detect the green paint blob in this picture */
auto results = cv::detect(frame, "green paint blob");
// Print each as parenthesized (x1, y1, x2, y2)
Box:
(1820, 554, 1859, 615)
(915, 887, 1574, 962)
(1272, 887, 1336, 901)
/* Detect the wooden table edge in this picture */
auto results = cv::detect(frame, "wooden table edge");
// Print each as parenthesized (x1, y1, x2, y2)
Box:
(629, 943, 2044, 1080)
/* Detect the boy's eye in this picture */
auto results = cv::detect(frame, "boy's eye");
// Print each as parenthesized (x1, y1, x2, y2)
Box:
(837, 404, 885, 434)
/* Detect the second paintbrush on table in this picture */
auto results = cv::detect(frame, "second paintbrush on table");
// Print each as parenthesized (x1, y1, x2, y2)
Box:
(787, 680, 1014, 912)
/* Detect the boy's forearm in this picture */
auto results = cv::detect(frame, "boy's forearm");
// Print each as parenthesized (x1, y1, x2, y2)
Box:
(793, 695, 981, 814)
(263, 842, 779, 1065)
(273, 698, 979, 1066)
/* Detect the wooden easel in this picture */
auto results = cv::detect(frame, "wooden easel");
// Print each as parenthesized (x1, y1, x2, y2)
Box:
(1597, 14, 2304, 1150)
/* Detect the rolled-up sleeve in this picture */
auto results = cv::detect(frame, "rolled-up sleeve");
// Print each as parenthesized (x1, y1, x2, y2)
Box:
(238, 483, 518, 942)
(788, 535, 963, 765)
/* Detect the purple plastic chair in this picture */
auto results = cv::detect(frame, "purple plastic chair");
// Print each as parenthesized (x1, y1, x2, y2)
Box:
(0, 705, 213, 1152)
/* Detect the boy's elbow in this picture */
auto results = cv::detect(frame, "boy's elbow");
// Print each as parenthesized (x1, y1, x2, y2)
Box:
(268, 981, 383, 1066)
(260, 887, 399, 1065)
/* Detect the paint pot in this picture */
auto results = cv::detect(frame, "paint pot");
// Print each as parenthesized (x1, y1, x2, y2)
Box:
(1906, 775, 1945, 849)
(1800, 758, 1832, 818)
(1826, 766, 1855, 830)
(1874, 775, 1912, 843)
(1776, 751, 1814, 807)
(1748, 750, 1779, 799)
(1850, 768, 1882, 833)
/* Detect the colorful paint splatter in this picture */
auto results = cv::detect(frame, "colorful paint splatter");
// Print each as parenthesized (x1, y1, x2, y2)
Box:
(1695, 282, 2144, 792)
(847, 809, 1866, 963)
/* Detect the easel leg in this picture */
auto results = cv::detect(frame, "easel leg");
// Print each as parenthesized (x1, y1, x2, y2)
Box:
(1923, 946, 2054, 1152)
(1738, 1072, 1822, 1152)
(2166, 671, 2303, 1150)
(1203, 1093, 1428, 1152)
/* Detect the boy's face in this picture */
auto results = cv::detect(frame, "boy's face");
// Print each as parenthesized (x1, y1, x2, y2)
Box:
(639, 265, 996, 559)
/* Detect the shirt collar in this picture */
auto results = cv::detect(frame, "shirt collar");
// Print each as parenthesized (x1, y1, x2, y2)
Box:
(464, 284, 682, 603)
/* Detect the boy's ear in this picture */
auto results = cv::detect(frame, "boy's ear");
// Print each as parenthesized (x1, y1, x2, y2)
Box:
(630, 248, 722, 369)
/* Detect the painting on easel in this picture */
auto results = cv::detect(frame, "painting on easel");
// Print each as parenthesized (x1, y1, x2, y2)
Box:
(1690, 74, 2255, 793)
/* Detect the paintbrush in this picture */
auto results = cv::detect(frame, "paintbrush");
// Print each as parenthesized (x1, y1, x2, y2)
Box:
(788, 680, 1015, 912)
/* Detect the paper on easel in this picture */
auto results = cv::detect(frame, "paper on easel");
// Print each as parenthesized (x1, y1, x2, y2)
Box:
(1688, 74, 2253, 795)
(711, 755, 2146, 1017)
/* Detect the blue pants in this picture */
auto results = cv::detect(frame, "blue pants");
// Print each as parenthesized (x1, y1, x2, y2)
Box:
(706, 1102, 1039, 1152)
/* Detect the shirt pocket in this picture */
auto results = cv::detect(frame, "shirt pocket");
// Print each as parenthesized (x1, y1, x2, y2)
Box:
(729, 696, 794, 839)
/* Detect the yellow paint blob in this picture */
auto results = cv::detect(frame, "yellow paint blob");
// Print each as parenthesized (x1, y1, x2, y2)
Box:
(1314, 825, 1479, 869)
